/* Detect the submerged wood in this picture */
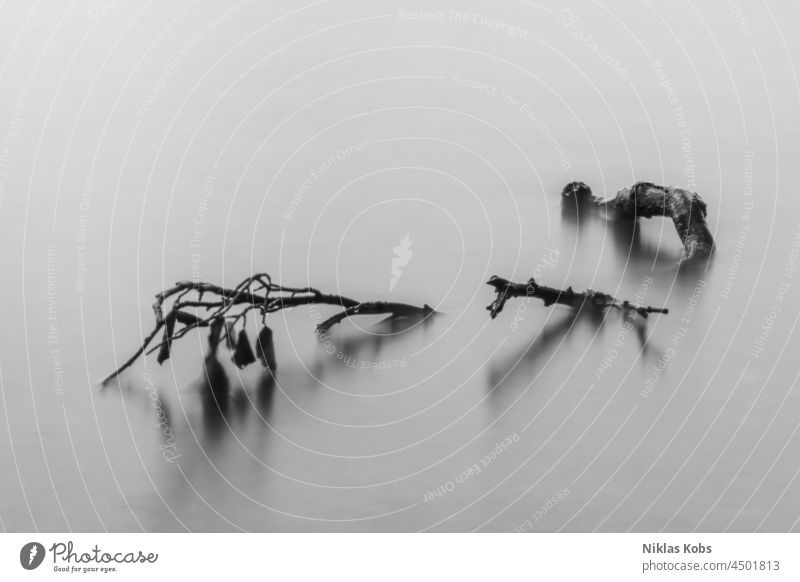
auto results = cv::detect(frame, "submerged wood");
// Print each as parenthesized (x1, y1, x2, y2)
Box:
(101, 274, 433, 386)
(561, 181, 715, 262)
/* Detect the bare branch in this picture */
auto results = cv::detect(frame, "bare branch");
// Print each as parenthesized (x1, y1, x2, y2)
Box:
(101, 274, 433, 385)
(99, 320, 164, 387)
(316, 302, 435, 334)
(485, 275, 668, 320)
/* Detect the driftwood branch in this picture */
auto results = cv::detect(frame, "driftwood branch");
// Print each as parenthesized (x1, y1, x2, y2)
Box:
(316, 302, 435, 334)
(101, 273, 433, 386)
(561, 181, 714, 262)
(102, 320, 165, 386)
(486, 275, 668, 320)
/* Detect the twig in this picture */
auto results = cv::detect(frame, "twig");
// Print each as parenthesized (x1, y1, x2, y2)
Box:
(316, 302, 434, 334)
(99, 320, 164, 386)
(485, 275, 668, 320)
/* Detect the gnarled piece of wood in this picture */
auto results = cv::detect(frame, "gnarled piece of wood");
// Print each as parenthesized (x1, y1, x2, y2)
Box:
(486, 275, 668, 320)
(561, 181, 714, 262)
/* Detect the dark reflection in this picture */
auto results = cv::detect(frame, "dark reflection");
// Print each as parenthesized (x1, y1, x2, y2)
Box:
(199, 354, 232, 442)
(197, 354, 278, 445)
(609, 219, 682, 269)
(488, 303, 661, 394)
(622, 311, 661, 365)
(315, 310, 436, 374)
(383, 309, 436, 333)
(230, 385, 251, 421)
(255, 371, 276, 421)
(200, 354, 230, 402)
(561, 181, 684, 274)
(487, 306, 602, 390)
(560, 181, 594, 234)
(335, 332, 383, 361)
(627, 312, 650, 353)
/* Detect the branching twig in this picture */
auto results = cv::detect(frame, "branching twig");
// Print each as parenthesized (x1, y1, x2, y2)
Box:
(100, 321, 164, 386)
(100, 274, 433, 386)
(485, 275, 668, 320)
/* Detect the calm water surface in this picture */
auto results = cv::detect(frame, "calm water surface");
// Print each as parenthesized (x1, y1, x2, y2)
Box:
(1, 0, 799, 531)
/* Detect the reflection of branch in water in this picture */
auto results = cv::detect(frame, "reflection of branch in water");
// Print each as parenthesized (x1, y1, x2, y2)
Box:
(230, 386, 251, 420)
(561, 188, 593, 234)
(314, 310, 435, 373)
(200, 354, 230, 404)
(485, 273, 667, 391)
(487, 309, 593, 390)
(610, 219, 682, 268)
(339, 310, 433, 353)
(198, 355, 231, 442)
(488, 303, 663, 392)
(607, 311, 662, 372)
(379, 309, 436, 332)
(625, 312, 655, 359)
(197, 362, 275, 446)
(200, 399, 227, 443)
(255, 372, 276, 421)
(562, 182, 681, 268)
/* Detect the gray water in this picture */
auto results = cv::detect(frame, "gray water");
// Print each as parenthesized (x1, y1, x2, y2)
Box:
(1, 0, 800, 532)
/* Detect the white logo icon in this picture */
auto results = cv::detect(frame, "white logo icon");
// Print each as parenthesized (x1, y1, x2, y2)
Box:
(390, 234, 413, 291)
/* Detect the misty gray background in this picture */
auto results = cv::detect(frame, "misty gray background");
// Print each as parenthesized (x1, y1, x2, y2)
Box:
(1, 0, 799, 532)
